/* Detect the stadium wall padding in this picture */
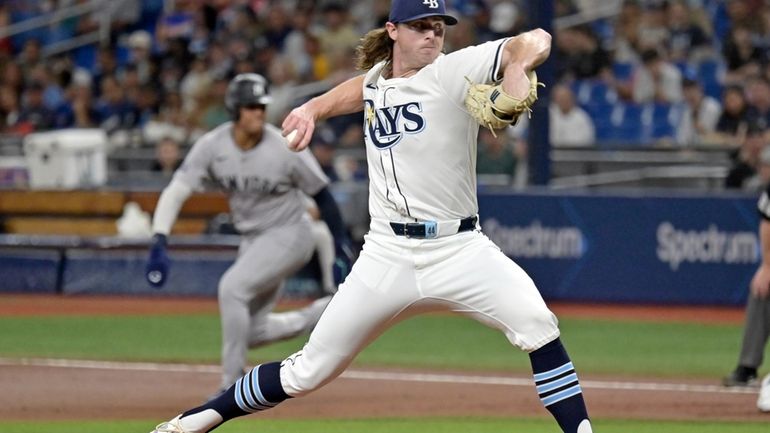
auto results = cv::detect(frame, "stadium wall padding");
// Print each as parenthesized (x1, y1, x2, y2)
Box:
(0, 248, 61, 293)
(61, 249, 235, 296)
(0, 191, 760, 305)
(479, 190, 758, 306)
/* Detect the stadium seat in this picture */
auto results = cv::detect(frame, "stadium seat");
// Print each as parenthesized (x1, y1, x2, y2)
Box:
(584, 100, 612, 124)
(590, 18, 614, 44)
(594, 103, 645, 146)
(573, 79, 618, 106)
(673, 61, 690, 77)
(584, 101, 613, 118)
(709, 1, 731, 42)
(612, 62, 634, 81)
(650, 103, 684, 141)
(594, 120, 615, 143)
(138, 0, 165, 33)
(115, 44, 131, 66)
(584, 102, 614, 144)
(697, 59, 725, 100)
(73, 44, 98, 71)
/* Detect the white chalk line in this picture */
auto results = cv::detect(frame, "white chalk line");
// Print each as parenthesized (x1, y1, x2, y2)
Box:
(0, 357, 757, 395)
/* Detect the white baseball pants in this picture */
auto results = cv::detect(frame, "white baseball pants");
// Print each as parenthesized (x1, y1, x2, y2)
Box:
(280, 222, 560, 396)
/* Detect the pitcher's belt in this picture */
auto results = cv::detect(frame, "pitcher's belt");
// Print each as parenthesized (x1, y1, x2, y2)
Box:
(386, 215, 478, 239)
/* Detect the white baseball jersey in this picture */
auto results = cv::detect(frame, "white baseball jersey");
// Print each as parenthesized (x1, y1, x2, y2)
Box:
(173, 122, 329, 233)
(362, 38, 509, 222)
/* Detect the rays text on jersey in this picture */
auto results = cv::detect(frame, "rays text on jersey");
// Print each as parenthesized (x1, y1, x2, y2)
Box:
(364, 99, 425, 149)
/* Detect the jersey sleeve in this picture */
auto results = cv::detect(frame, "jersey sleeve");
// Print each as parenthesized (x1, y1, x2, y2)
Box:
(291, 148, 330, 196)
(433, 38, 510, 103)
(172, 138, 212, 191)
(758, 183, 770, 221)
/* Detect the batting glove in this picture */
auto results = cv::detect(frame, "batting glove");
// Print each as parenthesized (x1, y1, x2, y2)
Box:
(145, 233, 170, 288)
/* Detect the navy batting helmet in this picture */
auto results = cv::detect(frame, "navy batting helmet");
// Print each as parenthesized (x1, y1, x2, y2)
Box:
(225, 73, 273, 118)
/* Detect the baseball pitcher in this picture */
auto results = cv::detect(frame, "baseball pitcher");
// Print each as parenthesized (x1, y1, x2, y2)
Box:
(150, 2, 592, 432)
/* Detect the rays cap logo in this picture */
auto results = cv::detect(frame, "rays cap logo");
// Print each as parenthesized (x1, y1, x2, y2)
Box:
(389, 0, 458, 25)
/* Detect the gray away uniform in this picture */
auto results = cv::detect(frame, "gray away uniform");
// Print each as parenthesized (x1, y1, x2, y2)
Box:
(174, 122, 331, 388)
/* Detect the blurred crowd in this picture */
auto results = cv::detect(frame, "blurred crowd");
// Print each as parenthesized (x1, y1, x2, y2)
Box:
(553, 0, 770, 190)
(2, 0, 770, 189)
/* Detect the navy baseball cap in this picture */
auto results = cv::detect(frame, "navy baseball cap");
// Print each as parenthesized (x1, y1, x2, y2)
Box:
(389, 0, 458, 25)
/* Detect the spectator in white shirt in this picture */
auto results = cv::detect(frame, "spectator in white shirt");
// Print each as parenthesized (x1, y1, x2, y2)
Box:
(631, 49, 683, 104)
(676, 77, 722, 146)
(549, 83, 596, 147)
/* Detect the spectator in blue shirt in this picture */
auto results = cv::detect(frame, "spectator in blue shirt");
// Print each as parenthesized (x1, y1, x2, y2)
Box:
(94, 75, 139, 133)
(17, 81, 53, 131)
(52, 82, 99, 129)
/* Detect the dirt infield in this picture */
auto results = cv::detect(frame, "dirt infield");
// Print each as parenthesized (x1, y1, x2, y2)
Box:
(0, 295, 765, 423)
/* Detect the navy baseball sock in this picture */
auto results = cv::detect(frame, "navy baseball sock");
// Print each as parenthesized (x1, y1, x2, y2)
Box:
(178, 362, 291, 432)
(529, 338, 592, 433)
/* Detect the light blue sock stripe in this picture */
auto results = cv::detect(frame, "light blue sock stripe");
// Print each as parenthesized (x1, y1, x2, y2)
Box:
(235, 370, 269, 412)
(234, 377, 254, 413)
(241, 371, 259, 410)
(250, 365, 277, 407)
(536, 373, 578, 394)
(541, 384, 582, 407)
(242, 369, 270, 411)
(533, 362, 574, 382)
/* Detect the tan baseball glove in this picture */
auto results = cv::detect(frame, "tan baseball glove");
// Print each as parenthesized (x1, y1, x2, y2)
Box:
(464, 70, 543, 135)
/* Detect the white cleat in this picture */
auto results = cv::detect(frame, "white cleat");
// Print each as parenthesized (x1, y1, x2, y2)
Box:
(758, 373, 770, 412)
(150, 415, 188, 433)
(577, 419, 593, 432)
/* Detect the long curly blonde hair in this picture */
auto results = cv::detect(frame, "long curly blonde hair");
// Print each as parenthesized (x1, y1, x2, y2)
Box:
(355, 28, 394, 71)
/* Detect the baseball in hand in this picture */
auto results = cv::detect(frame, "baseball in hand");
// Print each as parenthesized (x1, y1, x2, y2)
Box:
(285, 129, 298, 144)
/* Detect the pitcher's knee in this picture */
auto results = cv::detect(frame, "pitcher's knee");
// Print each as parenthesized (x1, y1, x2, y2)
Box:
(280, 371, 326, 397)
(279, 346, 350, 397)
(509, 307, 560, 352)
(532, 306, 559, 331)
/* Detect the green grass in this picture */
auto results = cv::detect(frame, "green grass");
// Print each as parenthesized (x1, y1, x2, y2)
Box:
(0, 315, 222, 362)
(0, 418, 768, 433)
(558, 318, 752, 378)
(0, 313, 764, 378)
(1, 312, 768, 432)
